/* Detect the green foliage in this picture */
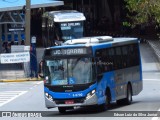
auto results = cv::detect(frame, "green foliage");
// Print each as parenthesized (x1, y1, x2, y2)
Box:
(122, 21, 131, 27)
(125, 0, 160, 27)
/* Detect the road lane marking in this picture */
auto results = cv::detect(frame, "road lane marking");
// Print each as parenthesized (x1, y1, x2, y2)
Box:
(36, 81, 43, 85)
(0, 82, 42, 107)
(0, 91, 27, 107)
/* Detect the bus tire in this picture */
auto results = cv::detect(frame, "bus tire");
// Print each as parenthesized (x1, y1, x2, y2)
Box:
(58, 107, 66, 113)
(124, 84, 132, 105)
(106, 89, 111, 108)
(117, 84, 132, 105)
(99, 103, 107, 111)
(98, 89, 111, 111)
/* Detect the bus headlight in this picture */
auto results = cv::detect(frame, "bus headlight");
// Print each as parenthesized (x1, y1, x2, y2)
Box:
(45, 93, 53, 101)
(86, 89, 96, 100)
(48, 95, 53, 101)
(45, 92, 49, 97)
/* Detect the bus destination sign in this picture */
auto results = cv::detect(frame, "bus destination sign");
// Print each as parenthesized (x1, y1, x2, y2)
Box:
(60, 22, 81, 30)
(51, 48, 88, 56)
(61, 22, 81, 27)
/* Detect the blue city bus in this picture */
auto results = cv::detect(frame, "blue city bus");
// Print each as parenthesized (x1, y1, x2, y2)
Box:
(42, 36, 142, 113)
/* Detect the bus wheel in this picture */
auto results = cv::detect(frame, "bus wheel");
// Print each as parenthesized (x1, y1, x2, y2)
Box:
(58, 107, 66, 113)
(106, 89, 111, 108)
(98, 90, 110, 111)
(117, 84, 132, 105)
(124, 84, 132, 105)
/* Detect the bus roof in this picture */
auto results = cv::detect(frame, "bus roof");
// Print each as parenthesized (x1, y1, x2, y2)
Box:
(48, 37, 139, 49)
(44, 10, 86, 22)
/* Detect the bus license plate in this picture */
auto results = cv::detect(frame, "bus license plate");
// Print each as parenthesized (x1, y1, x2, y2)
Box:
(65, 100, 74, 104)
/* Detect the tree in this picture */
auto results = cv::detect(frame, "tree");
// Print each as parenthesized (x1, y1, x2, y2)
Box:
(124, 0, 160, 27)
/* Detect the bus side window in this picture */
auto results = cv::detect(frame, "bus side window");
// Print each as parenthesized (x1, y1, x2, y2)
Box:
(101, 49, 109, 72)
(96, 57, 104, 74)
(100, 48, 113, 72)
(114, 47, 122, 70)
(122, 46, 128, 68)
(95, 49, 105, 74)
(103, 49, 110, 71)
(112, 48, 117, 70)
(128, 44, 134, 67)
(108, 48, 114, 71)
(133, 44, 140, 66)
(92, 59, 97, 81)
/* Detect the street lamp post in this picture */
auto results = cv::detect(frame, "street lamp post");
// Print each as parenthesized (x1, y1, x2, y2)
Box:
(25, 0, 31, 45)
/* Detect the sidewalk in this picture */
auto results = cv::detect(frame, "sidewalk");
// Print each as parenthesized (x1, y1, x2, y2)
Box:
(0, 47, 45, 82)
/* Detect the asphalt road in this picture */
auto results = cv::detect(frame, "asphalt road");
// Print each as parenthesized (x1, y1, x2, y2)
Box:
(0, 43, 160, 120)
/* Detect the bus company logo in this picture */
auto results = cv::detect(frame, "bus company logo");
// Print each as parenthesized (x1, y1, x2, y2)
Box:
(2, 112, 12, 117)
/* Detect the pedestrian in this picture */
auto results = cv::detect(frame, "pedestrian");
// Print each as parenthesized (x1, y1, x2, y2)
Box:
(2, 42, 9, 53)
(38, 60, 44, 78)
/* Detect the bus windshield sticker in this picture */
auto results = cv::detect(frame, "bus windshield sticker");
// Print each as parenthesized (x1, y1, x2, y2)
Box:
(51, 80, 68, 85)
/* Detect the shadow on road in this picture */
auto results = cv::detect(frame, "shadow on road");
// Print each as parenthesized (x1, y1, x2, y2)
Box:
(43, 101, 140, 117)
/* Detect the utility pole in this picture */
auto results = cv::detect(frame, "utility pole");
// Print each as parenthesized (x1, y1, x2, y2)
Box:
(25, 0, 31, 45)
(25, 0, 31, 78)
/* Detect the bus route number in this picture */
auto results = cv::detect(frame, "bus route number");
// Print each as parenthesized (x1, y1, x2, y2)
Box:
(73, 93, 83, 97)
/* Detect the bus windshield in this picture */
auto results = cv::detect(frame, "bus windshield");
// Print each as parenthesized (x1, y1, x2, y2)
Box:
(55, 21, 84, 41)
(44, 57, 95, 85)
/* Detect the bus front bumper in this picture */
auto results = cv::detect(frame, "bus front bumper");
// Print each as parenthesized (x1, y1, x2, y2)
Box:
(45, 94, 98, 108)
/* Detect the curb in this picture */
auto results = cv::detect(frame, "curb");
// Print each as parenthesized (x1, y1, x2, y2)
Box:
(0, 78, 43, 82)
